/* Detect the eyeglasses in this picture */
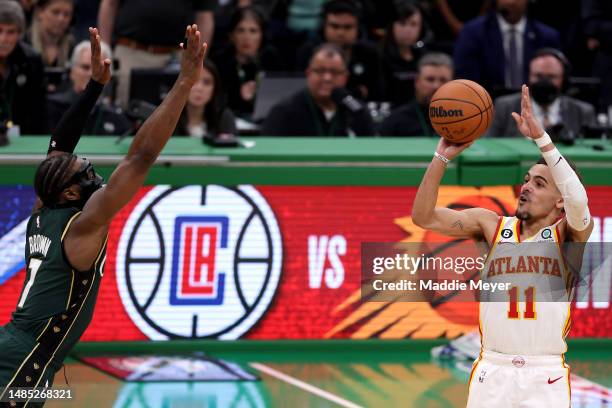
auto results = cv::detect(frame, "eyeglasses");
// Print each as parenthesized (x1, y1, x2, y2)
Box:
(309, 67, 347, 77)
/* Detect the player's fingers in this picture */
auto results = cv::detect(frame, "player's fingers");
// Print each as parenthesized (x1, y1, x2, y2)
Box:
(198, 42, 207, 60)
(194, 30, 201, 52)
(524, 85, 533, 112)
(190, 24, 198, 41)
(512, 112, 522, 126)
(94, 35, 101, 56)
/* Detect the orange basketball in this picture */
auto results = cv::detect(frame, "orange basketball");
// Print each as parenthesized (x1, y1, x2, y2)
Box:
(429, 79, 494, 143)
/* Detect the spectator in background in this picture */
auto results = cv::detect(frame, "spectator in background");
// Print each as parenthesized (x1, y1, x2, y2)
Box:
(0, 0, 46, 135)
(47, 40, 131, 136)
(175, 59, 236, 138)
(72, 0, 101, 42)
(379, 52, 452, 136)
(381, 1, 429, 107)
(98, 0, 217, 109)
(453, 0, 561, 96)
(296, 0, 385, 101)
(216, 0, 280, 43)
(430, 0, 490, 52)
(25, 0, 75, 68)
(262, 43, 375, 136)
(212, 6, 283, 119)
(583, 0, 612, 110)
(17, 0, 35, 24)
(487, 49, 595, 140)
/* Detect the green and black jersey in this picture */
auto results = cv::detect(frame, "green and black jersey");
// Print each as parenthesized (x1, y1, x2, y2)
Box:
(11, 206, 106, 364)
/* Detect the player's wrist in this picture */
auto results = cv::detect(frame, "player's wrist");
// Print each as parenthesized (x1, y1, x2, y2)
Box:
(434, 151, 450, 164)
(534, 132, 553, 149)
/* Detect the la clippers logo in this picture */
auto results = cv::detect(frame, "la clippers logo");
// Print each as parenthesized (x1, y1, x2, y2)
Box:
(170, 216, 229, 305)
(116, 185, 283, 340)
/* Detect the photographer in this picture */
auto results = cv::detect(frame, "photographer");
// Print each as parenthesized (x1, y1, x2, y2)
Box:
(487, 48, 596, 141)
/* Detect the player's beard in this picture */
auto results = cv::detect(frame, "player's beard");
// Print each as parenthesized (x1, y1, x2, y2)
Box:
(515, 208, 531, 221)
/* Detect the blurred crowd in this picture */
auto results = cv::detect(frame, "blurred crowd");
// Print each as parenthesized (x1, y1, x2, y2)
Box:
(0, 0, 610, 142)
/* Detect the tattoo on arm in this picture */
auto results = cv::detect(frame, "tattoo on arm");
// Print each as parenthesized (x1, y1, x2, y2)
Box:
(451, 220, 464, 230)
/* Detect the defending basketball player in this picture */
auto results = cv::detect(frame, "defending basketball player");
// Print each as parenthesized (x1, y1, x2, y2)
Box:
(412, 84, 593, 408)
(0, 26, 206, 407)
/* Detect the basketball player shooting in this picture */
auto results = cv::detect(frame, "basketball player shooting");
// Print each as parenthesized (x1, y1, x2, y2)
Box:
(412, 84, 593, 408)
(0, 25, 206, 407)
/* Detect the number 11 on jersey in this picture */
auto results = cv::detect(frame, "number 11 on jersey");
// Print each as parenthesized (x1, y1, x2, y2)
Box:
(508, 286, 536, 319)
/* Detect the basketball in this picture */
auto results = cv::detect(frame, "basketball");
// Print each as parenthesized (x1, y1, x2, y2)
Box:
(429, 79, 494, 143)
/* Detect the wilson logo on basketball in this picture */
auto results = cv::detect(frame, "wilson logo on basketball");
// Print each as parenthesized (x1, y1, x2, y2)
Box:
(429, 106, 464, 118)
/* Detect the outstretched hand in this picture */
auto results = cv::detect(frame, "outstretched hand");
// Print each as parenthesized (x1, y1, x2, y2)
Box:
(435, 137, 473, 161)
(179, 24, 208, 86)
(89, 27, 111, 85)
(511, 85, 545, 140)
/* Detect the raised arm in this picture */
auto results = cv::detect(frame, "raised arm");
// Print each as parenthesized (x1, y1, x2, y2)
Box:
(75, 25, 207, 229)
(411, 138, 499, 242)
(47, 28, 111, 158)
(33, 28, 111, 212)
(512, 85, 594, 242)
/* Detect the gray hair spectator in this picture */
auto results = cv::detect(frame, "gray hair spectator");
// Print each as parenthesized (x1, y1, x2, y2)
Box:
(47, 39, 130, 136)
(0, 0, 25, 34)
(379, 52, 453, 137)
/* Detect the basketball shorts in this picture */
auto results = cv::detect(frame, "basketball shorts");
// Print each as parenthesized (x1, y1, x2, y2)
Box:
(467, 349, 571, 408)
(0, 323, 59, 408)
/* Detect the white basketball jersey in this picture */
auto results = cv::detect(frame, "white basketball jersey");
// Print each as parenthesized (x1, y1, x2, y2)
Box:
(479, 216, 572, 355)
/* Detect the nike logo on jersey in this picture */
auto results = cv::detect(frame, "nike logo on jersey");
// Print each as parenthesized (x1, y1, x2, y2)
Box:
(548, 376, 563, 384)
(555, 156, 564, 166)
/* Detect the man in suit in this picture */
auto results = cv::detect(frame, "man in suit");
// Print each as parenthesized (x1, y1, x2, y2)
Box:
(487, 48, 596, 140)
(453, 0, 561, 95)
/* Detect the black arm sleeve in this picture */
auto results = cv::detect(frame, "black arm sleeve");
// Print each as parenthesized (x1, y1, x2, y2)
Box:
(47, 79, 105, 154)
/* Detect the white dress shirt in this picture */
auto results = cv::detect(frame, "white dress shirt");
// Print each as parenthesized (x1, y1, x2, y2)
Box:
(497, 14, 527, 88)
(531, 97, 561, 127)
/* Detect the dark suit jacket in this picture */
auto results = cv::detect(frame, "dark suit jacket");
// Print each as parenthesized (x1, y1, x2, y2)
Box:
(261, 89, 375, 137)
(453, 12, 561, 93)
(2, 42, 47, 134)
(486, 93, 596, 138)
(47, 88, 131, 136)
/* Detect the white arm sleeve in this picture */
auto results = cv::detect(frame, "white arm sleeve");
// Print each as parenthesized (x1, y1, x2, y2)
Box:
(541, 145, 591, 231)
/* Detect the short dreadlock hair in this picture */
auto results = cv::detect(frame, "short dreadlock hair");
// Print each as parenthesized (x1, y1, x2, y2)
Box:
(34, 153, 78, 207)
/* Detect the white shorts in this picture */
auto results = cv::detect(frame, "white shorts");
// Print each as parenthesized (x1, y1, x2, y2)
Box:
(467, 350, 571, 408)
